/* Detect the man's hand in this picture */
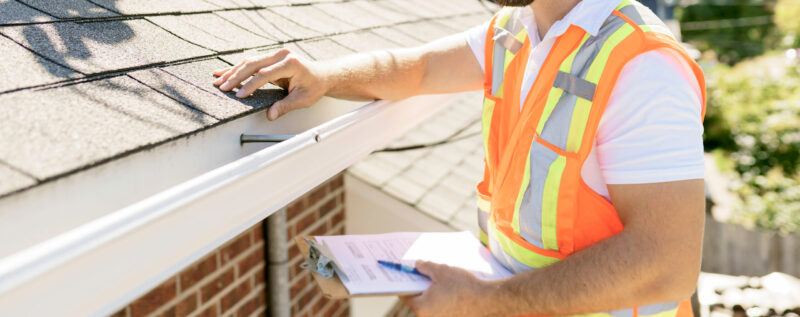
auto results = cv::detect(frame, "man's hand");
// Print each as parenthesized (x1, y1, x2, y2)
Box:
(212, 34, 483, 121)
(213, 48, 329, 121)
(400, 261, 495, 317)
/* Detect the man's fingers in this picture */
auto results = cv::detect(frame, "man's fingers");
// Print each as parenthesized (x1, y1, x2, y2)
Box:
(212, 67, 231, 77)
(214, 63, 243, 86)
(414, 261, 441, 278)
(236, 61, 294, 98)
(267, 90, 311, 121)
(220, 49, 291, 91)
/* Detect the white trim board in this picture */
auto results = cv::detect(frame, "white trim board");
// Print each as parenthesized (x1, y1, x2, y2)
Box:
(0, 93, 456, 317)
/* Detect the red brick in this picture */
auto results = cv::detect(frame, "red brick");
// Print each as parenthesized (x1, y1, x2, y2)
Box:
(290, 277, 306, 298)
(175, 293, 198, 317)
(308, 184, 328, 205)
(331, 208, 345, 226)
(179, 253, 217, 291)
(294, 209, 319, 234)
(238, 247, 264, 277)
(313, 295, 331, 315)
(196, 303, 218, 317)
(221, 233, 252, 264)
(220, 279, 252, 313)
(252, 224, 264, 244)
(159, 307, 176, 317)
(310, 222, 328, 236)
(324, 300, 340, 317)
(200, 268, 234, 302)
(288, 243, 301, 263)
(338, 190, 345, 205)
(332, 175, 344, 190)
(318, 198, 337, 217)
(236, 295, 258, 317)
(254, 266, 265, 286)
(130, 278, 177, 317)
(286, 196, 308, 221)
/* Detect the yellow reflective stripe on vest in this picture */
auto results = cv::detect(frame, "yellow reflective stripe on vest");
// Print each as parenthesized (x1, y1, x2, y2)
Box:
(511, 153, 531, 235)
(489, 218, 561, 268)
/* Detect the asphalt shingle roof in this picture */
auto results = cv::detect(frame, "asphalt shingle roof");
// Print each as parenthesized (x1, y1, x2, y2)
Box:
(0, 0, 495, 198)
(348, 91, 485, 233)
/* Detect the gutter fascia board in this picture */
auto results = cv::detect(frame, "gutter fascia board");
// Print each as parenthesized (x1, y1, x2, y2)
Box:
(0, 93, 456, 317)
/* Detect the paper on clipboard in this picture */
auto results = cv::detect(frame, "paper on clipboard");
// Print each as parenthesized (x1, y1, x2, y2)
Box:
(297, 232, 512, 299)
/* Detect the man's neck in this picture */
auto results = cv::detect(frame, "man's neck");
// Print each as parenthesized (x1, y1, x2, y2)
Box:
(528, 0, 581, 39)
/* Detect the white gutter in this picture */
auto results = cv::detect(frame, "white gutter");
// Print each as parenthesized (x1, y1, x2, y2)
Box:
(0, 93, 456, 317)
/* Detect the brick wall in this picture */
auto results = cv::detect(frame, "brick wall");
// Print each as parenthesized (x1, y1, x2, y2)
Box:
(109, 173, 348, 317)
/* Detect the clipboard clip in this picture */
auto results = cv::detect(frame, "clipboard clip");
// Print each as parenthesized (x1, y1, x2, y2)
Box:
(300, 238, 337, 278)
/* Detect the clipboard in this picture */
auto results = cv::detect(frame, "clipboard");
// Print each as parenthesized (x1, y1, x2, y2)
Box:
(295, 236, 421, 299)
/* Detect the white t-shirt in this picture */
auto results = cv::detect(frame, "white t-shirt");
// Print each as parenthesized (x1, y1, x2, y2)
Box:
(465, 2, 704, 200)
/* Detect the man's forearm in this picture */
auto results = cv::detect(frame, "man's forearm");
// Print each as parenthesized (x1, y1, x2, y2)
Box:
(319, 34, 483, 101)
(318, 48, 428, 102)
(484, 229, 696, 315)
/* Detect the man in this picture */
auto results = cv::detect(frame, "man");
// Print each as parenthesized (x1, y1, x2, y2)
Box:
(213, 0, 706, 315)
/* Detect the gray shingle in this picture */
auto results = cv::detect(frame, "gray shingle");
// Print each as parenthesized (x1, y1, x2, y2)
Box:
(1, 19, 212, 74)
(18, 0, 117, 19)
(0, 164, 36, 197)
(350, 1, 417, 24)
(147, 14, 274, 52)
(0, 35, 76, 92)
(295, 39, 353, 60)
(217, 43, 307, 66)
(0, 0, 53, 24)
(392, 21, 460, 43)
(214, 9, 319, 43)
(204, 0, 288, 8)
(270, 5, 358, 35)
(158, 58, 286, 111)
(330, 31, 404, 53)
(0, 76, 215, 179)
(91, 0, 221, 15)
(315, 2, 397, 29)
(371, 27, 424, 47)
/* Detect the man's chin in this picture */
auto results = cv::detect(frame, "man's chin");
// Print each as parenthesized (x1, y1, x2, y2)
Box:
(491, 0, 534, 6)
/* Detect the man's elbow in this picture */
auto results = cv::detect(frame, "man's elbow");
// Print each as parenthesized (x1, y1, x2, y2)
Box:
(649, 256, 701, 302)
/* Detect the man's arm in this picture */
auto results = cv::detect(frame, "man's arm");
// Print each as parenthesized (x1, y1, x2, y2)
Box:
(403, 179, 705, 316)
(212, 33, 483, 120)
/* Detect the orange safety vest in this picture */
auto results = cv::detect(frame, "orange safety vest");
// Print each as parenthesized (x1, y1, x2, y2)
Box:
(475, 1, 705, 316)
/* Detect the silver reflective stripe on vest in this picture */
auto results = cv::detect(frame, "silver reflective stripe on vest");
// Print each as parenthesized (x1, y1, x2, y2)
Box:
(609, 308, 635, 317)
(493, 28, 523, 54)
(477, 207, 489, 235)
(572, 14, 628, 79)
(491, 39, 507, 95)
(639, 302, 679, 316)
(553, 71, 596, 101)
(540, 92, 578, 149)
(518, 139, 559, 249)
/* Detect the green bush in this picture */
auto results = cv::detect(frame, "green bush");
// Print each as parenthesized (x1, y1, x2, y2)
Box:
(704, 53, 800, 234)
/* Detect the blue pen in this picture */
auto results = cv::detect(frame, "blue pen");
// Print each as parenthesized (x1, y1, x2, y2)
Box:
(377, 260, 429, 279)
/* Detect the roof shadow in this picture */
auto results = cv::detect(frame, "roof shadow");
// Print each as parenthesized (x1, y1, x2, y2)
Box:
(0, 0, 131, 77)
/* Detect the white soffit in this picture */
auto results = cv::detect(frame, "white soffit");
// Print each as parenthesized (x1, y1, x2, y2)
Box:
(0, 93, 456, 317)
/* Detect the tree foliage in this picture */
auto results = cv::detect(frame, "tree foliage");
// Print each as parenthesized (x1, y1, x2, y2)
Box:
(677, 0, 782, 64)
(704, 53, 800, 233)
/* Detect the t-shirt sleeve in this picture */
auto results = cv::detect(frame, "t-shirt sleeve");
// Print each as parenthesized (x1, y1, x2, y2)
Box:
(596, 49, 705, 184)
(464, 21, 489, 74)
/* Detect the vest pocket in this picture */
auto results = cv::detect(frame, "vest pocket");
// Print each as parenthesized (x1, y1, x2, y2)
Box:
(516, 136, 572, 252)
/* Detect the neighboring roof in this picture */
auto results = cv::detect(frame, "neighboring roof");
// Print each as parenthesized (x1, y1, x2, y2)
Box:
(347, 91, 485, 233)
(698, 272, 800, 315)
(0, 0, 494, 198)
